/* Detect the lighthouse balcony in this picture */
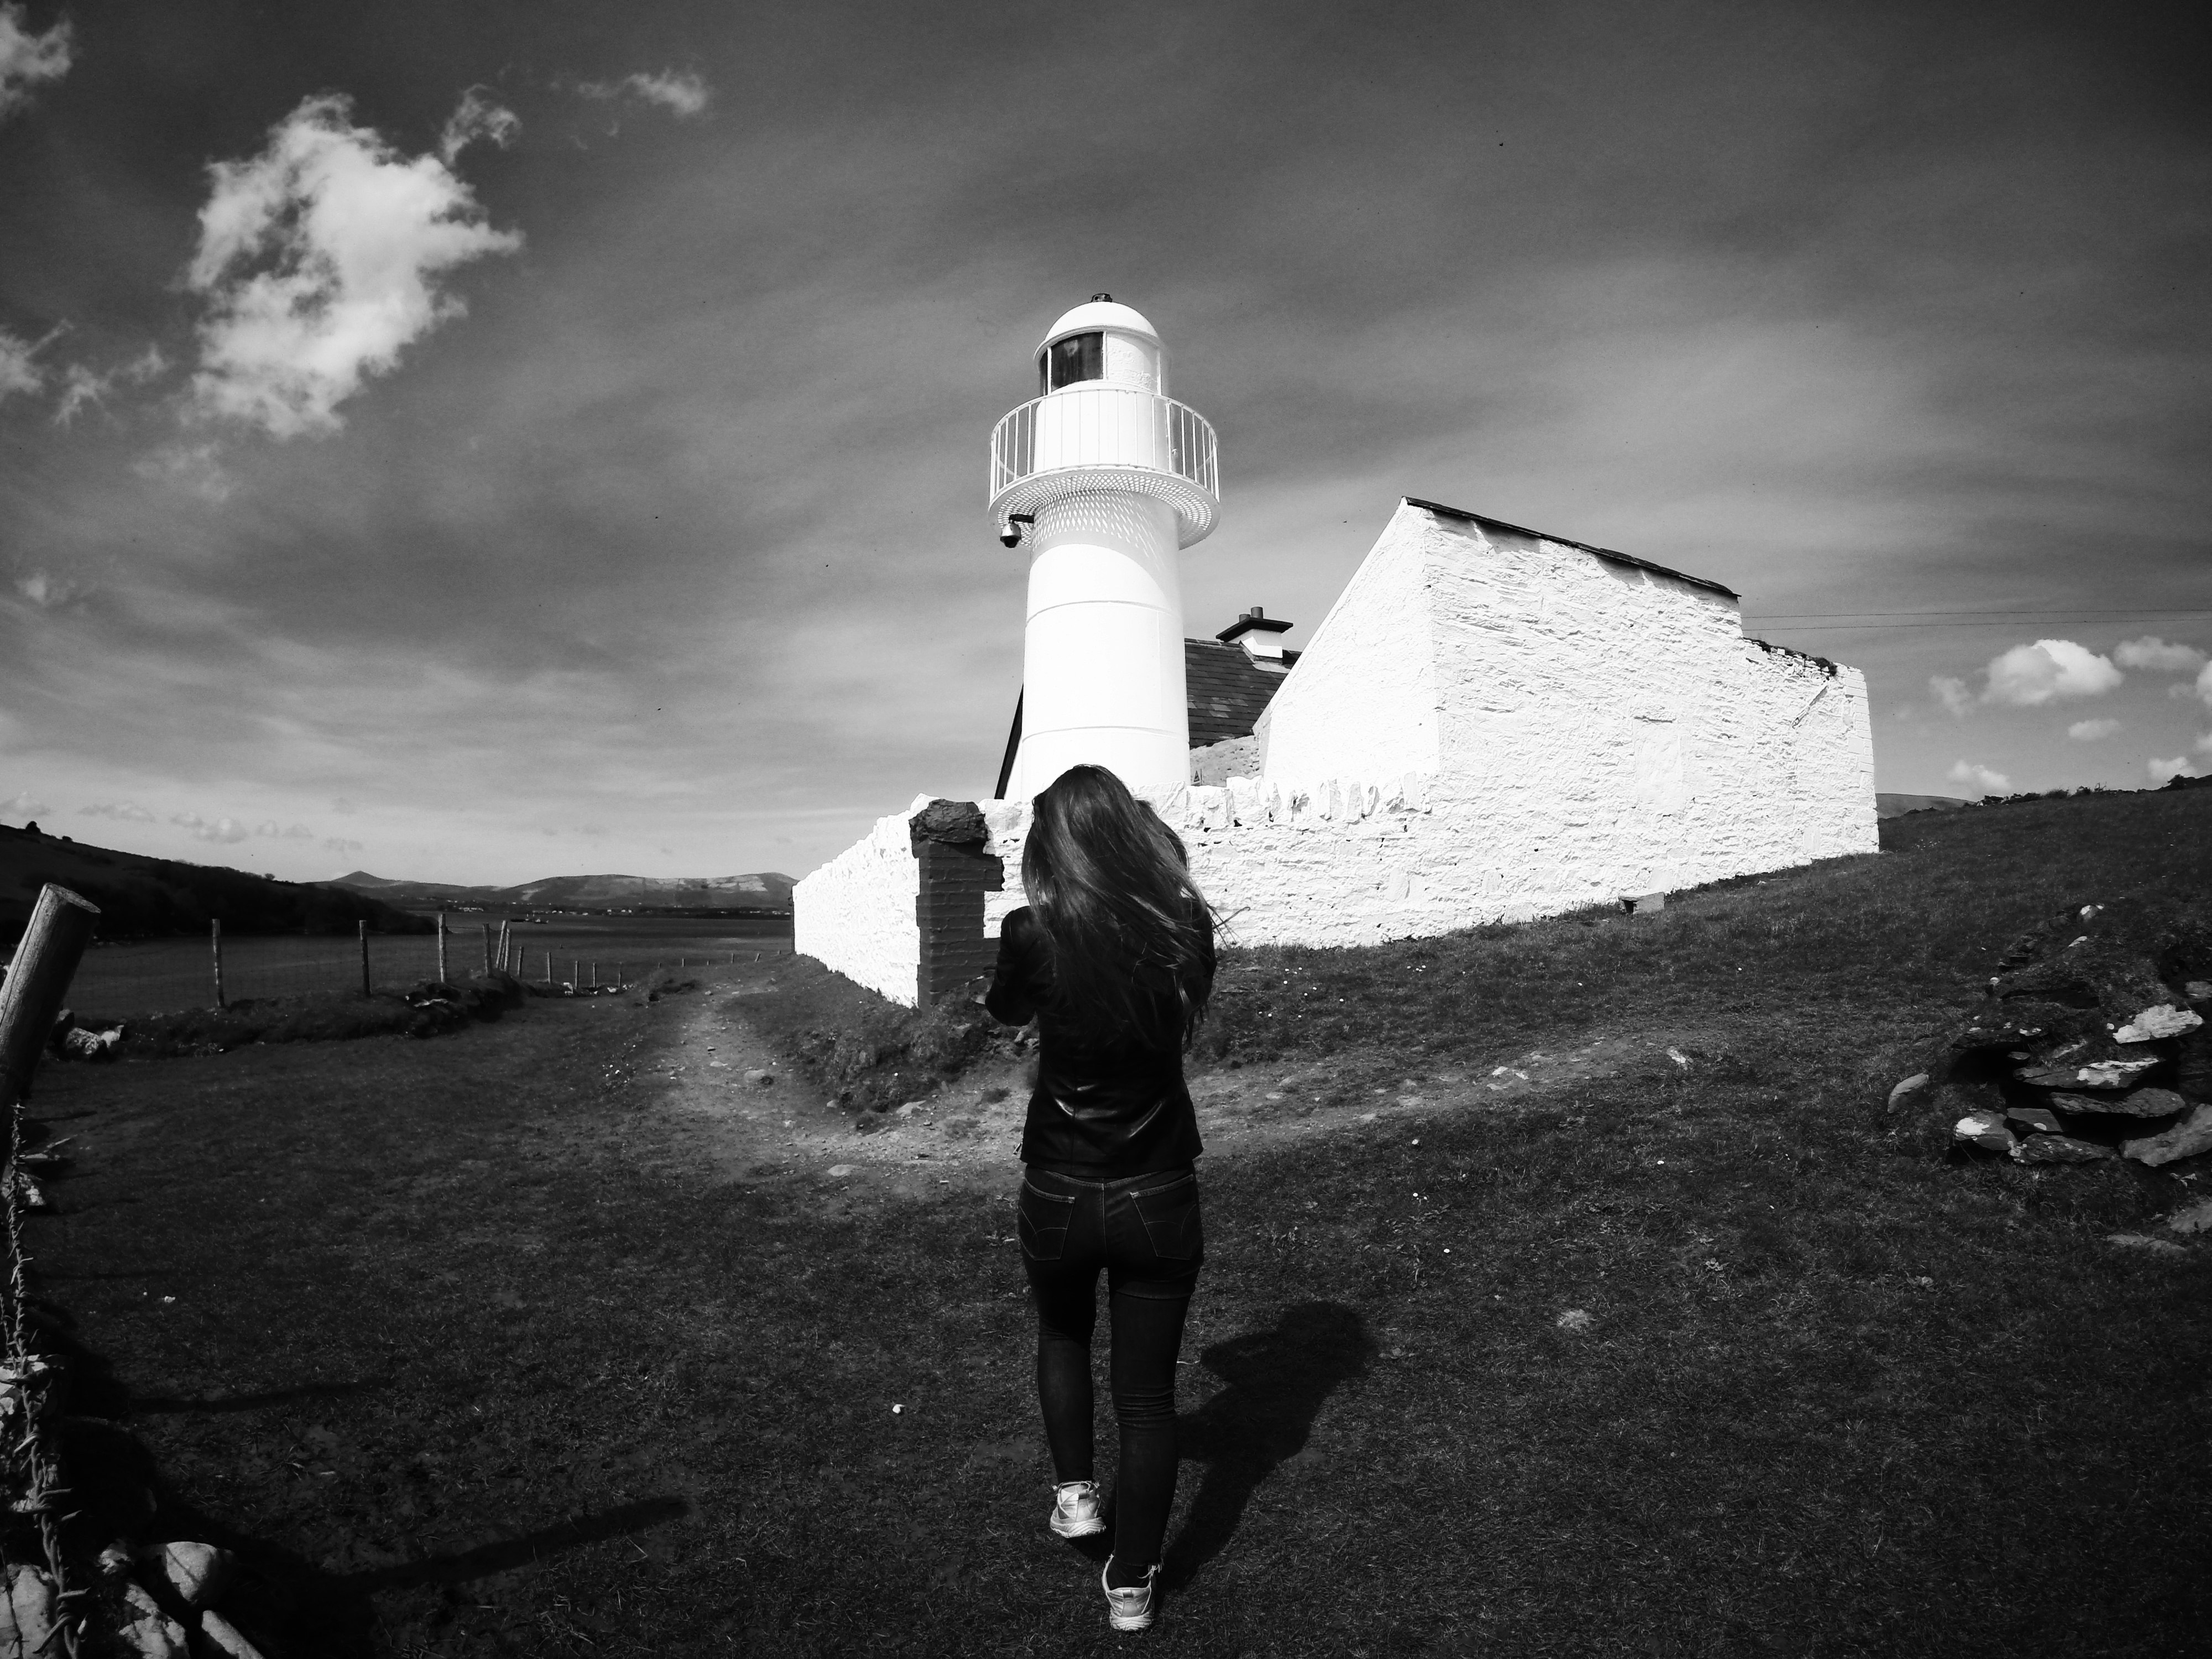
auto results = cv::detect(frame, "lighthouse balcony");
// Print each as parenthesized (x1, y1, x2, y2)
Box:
(989, 386, 1220, 548)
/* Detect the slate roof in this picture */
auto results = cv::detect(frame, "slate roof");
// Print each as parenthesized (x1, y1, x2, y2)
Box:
(1186, 638, 1298, 747)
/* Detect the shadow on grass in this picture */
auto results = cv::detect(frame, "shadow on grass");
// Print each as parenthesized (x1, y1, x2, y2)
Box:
(61, 1415, 688, 1659)
(129, 1379, 378, 1416)
(1166, 1301, 1374, 1589)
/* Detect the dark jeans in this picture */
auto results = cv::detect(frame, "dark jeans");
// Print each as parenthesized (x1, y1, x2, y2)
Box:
(1018, 1165, 1204, 1573)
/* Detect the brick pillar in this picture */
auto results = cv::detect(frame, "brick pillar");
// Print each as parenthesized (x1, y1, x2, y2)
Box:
(910, 800, 1004, 1009)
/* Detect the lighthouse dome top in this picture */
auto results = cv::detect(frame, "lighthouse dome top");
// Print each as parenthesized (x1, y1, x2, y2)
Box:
(1038, 298, 1160, 352)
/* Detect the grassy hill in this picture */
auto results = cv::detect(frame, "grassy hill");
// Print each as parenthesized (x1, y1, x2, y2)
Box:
(0, 823, 427, 942)
(333, 869, 794, 915)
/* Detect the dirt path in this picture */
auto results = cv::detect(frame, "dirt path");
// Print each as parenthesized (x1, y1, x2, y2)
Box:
(633, 977, 1696, 1196)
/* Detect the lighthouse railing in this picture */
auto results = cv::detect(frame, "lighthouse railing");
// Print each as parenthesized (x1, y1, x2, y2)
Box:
(989, 388, 1218, 502)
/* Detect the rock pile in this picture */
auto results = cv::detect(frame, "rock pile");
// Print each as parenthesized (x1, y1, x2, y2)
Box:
(1906, 898, 2211, 1168)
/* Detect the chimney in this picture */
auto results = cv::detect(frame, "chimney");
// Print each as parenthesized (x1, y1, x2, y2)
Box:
(1216, 605, 1292, 660)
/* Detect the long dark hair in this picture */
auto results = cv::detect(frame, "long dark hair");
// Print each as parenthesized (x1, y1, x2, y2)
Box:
(1022, 765, 1214, 1050)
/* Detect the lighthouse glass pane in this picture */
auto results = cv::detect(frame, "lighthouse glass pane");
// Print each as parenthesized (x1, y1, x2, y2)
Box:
(1043, 332, 1104, 392)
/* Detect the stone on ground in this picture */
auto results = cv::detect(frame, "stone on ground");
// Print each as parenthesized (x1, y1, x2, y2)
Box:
(2166, 1199, 2212, 1237)
(1953, 1110, 2015, 1153)
(2105, 1233, 2188, 1256)
(2005, 1105, 2063, 1135)
(2122, 1103, 2212, 1167)
(2048, 1087, 2188, 1119)
(199, 1610, 267, 1659)
(2114, 1004, 2203, 1044)
(2009, 1133, 2112, 1164)
(1887, 1073, 1930, 1109)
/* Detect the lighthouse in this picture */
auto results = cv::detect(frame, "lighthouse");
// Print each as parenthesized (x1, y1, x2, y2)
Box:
(988, 296, 1220, 799)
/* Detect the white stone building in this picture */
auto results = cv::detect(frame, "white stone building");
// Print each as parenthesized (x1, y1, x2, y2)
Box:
(793, 301, 1877, 1008)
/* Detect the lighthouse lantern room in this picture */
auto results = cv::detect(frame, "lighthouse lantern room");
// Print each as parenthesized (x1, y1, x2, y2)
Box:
(988, 296, 1220, 799)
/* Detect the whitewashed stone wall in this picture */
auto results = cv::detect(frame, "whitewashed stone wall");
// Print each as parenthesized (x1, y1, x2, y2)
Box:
(796, 497, 1879, 988)
(791, 795, 928, 1004)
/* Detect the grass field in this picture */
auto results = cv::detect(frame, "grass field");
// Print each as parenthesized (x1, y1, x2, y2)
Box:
(22, 788, 2210, 1657)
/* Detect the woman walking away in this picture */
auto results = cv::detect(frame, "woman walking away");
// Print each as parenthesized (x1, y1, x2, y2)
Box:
(985, 764, 1217, 1634)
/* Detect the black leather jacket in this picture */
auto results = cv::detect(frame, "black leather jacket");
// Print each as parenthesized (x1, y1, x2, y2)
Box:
(984, 905, 1213, 1176)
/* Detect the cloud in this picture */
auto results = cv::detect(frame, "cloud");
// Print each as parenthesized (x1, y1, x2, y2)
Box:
(0, 4, 71, 122)
(254, 819, 314, 838)
(2148, 756, 2201, 785)
(439, 87, 520, 164)
(1948, 760, 2010, 795)
(2066, 718, 2121, 741)
(13, 571, 86, 609)
(3, 790, 52, 819)
(1980, 639, 2123, 707)
(330, 796, 358, 815)
(2113, 636, 2205, 674)
(53, 344, 168, 426)
(2198, 732, 2212, 757)
(170, 810, 249, 843)
(577, 69, 711, 118)
(0, 325, 46, 403)
(78, 801, 155, 821)
(323, 836, 364, 855)
(2197, 662, 2212, 709)
(133, 441, 235, 503)
(185, 93, 523, 440)
(1929, 675, 1974, 718)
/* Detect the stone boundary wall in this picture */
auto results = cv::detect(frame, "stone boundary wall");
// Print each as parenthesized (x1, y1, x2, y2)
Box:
(791, 796, 928, 1004)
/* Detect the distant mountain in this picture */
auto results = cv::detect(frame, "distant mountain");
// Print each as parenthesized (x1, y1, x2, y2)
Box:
(332, 870, 796, 915)
(1875, 793, 1972, 819)
(1, 824, 429, 940)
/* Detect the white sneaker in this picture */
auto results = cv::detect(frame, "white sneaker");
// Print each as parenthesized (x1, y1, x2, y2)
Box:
(1102, 1557, 1159, 1632)
(1049, 1479, 1104, 1539)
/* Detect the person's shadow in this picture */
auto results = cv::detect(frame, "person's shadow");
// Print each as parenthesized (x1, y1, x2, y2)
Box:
(1164, 1302, 1373, 1588)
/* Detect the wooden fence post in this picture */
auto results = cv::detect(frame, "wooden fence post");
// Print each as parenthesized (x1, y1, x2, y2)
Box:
(210, 917, 225, 1010)
(358, 920, 371, 998)
(544, 950, 551, 984)
(436, 911, 448, 984)
(0, 884, 101, 1114)
(481, 924, 492, 976)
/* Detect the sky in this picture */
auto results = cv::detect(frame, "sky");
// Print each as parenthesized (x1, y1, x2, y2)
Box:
(1, 0, 2207, 886)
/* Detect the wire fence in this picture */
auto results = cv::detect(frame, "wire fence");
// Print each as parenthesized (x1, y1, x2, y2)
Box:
(60, 918, 795, 1021)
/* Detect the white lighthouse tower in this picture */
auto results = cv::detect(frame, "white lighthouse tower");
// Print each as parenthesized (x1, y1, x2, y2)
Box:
(988, 296, 1220, 799)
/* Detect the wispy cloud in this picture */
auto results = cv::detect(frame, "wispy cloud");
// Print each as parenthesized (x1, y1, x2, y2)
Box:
(2148, 755, 2201, 785)
(0, 324, 48, 403)
(0, 3, 71, 122)
(14, 571, 87, 609)
(439, 86, 520, 164)
(53, 345, 168, 426)
(1948, 759, 2009, 795)
(79, 801, 155, 821)
(2, 791, 52, 820)
(2114, 635, 2205, 674)
(132, 440, 234, 503)
(2065, 718, 2120, 742)
(254, 819, 314, 839)
(185, 92, 522, 440)
(577, 69, 710, 118)
(1929, 675, 1974, 718)
(171, 810, 249, 843)
(1980, 639, 2123, 707)
(324, 836, 364, 855)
